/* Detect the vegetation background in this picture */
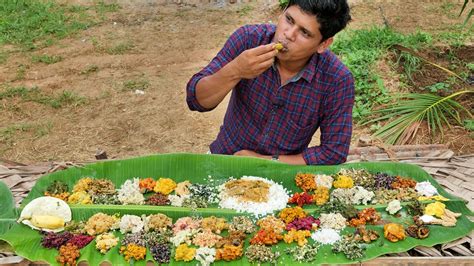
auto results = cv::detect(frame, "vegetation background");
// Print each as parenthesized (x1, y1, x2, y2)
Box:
(0, 0, 472, 163)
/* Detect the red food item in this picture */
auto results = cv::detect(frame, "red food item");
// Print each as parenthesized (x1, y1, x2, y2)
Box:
(288, 192, 313, 207)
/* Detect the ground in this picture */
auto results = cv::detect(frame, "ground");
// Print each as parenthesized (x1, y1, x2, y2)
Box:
(0, 0, 472, 163)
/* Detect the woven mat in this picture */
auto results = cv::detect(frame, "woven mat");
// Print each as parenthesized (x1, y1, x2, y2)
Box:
(0, 146, 473, 263)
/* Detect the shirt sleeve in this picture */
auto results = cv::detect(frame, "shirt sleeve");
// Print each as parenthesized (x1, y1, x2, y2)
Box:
(302, 72, 355, 165)
(186, 26, 249, 112)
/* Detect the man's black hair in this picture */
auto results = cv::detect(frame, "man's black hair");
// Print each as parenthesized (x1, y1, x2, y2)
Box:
(286, 0, 351, 41)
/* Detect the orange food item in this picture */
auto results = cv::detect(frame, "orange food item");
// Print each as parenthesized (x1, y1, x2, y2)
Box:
(279, 206, 307, 224)
(391, 176, 416, 189)
(56, 243, 80, 266)
(295, 173, 317, 191)
(384, 223, 406, 242)
(250, 229, 283, 245)
(139, 177, 156, 192)
(215, 244, 243, 261)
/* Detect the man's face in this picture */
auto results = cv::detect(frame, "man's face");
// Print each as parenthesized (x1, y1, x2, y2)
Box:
(274, 5, 333, 62)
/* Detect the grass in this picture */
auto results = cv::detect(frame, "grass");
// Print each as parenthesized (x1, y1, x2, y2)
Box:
(0, 52, 7, 64)
(123, 78, 150, 91)
(0, 86, 87, 108)
(0, 121, 53, 144)
(0, 0, 120, 50)
(331, 26, 433, 121)
(106, 42, 134, 55)
(80, 64, 99, 75)
(32, 54, 63, 64)
(14, 64, 28, 81)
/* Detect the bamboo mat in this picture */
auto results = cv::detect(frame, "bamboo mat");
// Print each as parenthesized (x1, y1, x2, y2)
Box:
(0, 145, 473, 264)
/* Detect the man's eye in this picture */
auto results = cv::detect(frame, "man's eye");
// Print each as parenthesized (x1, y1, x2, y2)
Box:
(286, 15, 293, 24)
(301, 30, 310, 37)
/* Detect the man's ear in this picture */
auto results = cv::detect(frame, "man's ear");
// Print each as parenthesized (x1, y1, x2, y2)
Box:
(317, 37, 333, 54)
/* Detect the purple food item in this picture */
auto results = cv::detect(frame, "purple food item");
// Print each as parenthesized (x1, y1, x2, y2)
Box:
(374, 173, 396, 190)
(67, 234, 94, 249)
(150, 243, 171, 263)
(41, 231, 73, 249)
(286, 216, 320, 231)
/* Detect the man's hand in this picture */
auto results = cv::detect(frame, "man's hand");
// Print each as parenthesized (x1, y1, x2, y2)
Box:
(231, 43, 278, 79)
(233, 149, 266, 158)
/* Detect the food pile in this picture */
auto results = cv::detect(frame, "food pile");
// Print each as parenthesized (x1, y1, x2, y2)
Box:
(16, 168, 465, 265)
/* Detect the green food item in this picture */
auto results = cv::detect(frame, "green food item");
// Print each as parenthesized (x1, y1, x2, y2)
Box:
(285, 243, 320, 262)
(45, 180, 68, 195)
(245, 245, 279, 264)
(332, 239, 365, 260)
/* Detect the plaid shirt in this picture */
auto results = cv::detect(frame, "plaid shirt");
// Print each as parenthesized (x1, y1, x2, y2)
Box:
(186, 24, 354, 165)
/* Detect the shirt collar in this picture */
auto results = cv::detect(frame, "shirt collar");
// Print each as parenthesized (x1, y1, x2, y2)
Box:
(272, 52, 320, 84)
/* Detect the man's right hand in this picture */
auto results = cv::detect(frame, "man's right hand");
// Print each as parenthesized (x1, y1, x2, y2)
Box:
(231, 43, 278, 79)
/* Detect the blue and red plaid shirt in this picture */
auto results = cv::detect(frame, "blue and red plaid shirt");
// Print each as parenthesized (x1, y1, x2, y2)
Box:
(186, 24, 354, 165)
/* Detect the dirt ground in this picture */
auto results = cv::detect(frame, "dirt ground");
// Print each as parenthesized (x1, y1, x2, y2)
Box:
(0, 0, 472, 163)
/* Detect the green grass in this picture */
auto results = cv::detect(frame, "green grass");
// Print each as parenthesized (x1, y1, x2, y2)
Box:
(80, 64, 99, 75)
(0, 52, 7, 64)
(106, 42, 134, 55)
(332, 26, 433, 121)
(0, 123, 32, 143)
(31, 54, 63, 64)
(0, 86, 87, 108)
(14, 64, 28, 81)
(0, 0, 120, 50)
(123, 78, 150, 91)
(0, 121, 53, 144)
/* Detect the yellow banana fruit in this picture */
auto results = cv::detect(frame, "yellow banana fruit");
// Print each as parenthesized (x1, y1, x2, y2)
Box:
(30, 215, 65, 229)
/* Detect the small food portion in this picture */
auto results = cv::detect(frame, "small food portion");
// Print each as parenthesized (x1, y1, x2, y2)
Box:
(274, 43, 284, 51)
(19, 196, 72, 232)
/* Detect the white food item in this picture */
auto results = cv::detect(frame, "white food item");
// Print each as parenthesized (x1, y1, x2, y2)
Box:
(119, 215, 144, 234)
(195, 247, 216, 266)
(311, 228, 341, 245)
(168, 194, 191, 207)
(386, 200, 402, 215)
(19, 196, 71, 232)
(218, 176, 289, 218)
(314, 174, 333, 189)
(420, 215, 435, 223)
(415, 181, 438, 197)
(117, 178, 145, 205)
(319, 213, 346, 231)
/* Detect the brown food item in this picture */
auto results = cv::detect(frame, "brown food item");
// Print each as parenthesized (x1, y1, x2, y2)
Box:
(406, 224, 430, 239)
(384, 223, 406, 242)
(215, 230, 246, 248)
(351, 225, 379, 243)
(56, 243, 80, 266)
(391, 176, 416, 189)
(224, 179, 270, 202)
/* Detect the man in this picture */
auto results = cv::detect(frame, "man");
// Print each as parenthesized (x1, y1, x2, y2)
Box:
(186, 0, 354, 165)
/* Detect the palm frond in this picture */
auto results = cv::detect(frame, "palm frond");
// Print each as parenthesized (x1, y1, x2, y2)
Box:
(366, 90, 473, 145)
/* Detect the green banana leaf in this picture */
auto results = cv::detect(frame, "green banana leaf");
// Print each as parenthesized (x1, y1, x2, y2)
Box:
(0, 181, 17, 236)
(0, 153, 473, 265)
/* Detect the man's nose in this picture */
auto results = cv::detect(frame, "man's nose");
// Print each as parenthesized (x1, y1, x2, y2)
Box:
(284, 26, 297, 41)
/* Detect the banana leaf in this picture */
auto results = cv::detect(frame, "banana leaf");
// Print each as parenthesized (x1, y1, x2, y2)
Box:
(0, 181, 17, 236)
(0, 153, 473, 265)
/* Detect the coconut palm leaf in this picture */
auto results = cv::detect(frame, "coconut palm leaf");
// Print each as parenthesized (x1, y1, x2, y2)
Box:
(364, 90, 473, 145)
(0, 154, 473, 265)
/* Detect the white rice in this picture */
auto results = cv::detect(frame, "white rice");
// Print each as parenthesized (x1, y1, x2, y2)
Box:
(311, 228, 341, 245)
(218, 176, 289, 218)
(415, 181, 438, 197)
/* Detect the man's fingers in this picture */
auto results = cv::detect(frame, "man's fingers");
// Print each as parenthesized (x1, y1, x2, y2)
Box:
(251, 43, 277, 55)
(257, 48, 278, 61)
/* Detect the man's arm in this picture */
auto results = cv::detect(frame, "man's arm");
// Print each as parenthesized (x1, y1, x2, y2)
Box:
(195, 44, 278, 109)
(234, 150, 306, 165)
